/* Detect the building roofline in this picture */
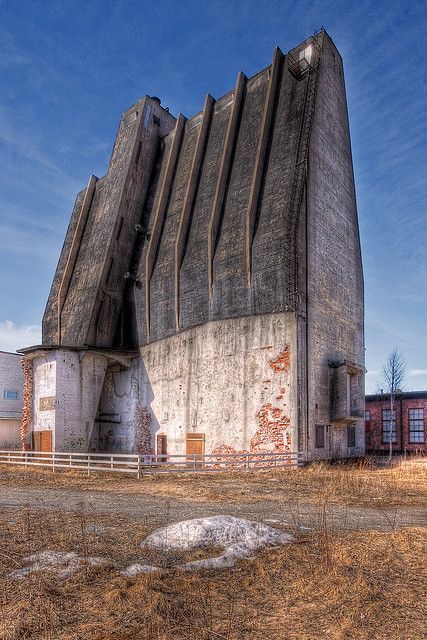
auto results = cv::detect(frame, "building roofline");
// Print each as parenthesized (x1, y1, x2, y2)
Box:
(0, 350, 21, 356)
(366, 391, 427, 401)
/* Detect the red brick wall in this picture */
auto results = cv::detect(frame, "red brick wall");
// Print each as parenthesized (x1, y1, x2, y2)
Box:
(365, 397, 427, 454)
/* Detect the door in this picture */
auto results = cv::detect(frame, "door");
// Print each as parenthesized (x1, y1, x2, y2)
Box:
(186, 433, 205, 468)
(156, 433, 167, 462)
(33, 430, 52, 454)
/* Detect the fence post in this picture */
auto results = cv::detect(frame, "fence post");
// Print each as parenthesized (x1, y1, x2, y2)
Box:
(69, 454, 72, 467)
(193, 454, 197, 472)
(110, 455, 114, 470)
(25, 451, 28, 468)
(137, 454, 141, 480)
(87, 454, 90, 477)
(52, 454, 55, 473)
(246, 454, 250, 470)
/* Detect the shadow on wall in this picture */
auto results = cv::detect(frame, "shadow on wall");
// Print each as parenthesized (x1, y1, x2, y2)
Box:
(93, 358, 157, 454)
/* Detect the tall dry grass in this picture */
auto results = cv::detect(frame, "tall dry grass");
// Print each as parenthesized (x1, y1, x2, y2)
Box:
(0, 458, 426, 507)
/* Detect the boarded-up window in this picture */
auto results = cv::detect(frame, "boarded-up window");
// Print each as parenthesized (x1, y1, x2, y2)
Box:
(315, 424, 325, 448)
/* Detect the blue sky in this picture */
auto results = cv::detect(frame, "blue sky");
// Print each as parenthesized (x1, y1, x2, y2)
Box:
(0, 0, 425, 392)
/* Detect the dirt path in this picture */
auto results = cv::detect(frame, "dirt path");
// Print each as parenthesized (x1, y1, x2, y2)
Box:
(1, 484, 425, 532)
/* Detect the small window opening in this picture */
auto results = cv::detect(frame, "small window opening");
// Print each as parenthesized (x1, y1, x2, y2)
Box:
(153, 115, 161, 126)
(4, 390, 18, 400)
(315, 424, 325, 448)
(347, 425, 356, 448)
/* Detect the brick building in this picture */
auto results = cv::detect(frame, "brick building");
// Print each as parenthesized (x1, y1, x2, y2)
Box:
(20, 29, 365, 460)
(0, 351, 23, 449)
(365, 391, 427, 455)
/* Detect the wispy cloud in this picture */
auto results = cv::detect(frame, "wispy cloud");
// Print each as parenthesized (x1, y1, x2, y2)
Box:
(0, 106, 79, 193)
(0, 321, 41, 353)
(408, 369, 427, 377)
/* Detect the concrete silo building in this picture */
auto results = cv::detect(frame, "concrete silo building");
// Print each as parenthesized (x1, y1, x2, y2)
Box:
(21, 29, 365, 460)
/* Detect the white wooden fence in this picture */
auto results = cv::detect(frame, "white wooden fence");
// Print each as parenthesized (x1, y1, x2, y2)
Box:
(0, 449, 304, 477)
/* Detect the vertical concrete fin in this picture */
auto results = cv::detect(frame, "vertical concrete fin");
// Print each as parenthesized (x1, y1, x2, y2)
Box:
(246, 47, 283, 285)
(208, 71, 247, 297)
(145, 114, 186, 339)
(57, 174, 97, 344)
(174, 94, 215, 330)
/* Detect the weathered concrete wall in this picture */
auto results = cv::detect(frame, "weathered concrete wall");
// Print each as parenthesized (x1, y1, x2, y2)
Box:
(31, 350, 108, 451)
(54, 351, 108, 451)
(101, 313, 297, 455)
(43, 98, 176, 348)
(304, 33, 364, 459)
(32, 354, 57, 441)
(95, 362, 140, 453)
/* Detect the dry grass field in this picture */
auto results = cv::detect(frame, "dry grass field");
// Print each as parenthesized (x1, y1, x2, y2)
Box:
(1, 458, 426, 507)
(1, 460, 426, 639)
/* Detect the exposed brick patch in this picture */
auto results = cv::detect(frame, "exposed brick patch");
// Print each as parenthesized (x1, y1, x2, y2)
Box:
(211, 444, 249, 468)
(135, 403, 153, 454)
(251, 403, 290, 453)
(21, 357, 32, 450)
(269, 347, 290, 374)
(212, 348, 292, 464)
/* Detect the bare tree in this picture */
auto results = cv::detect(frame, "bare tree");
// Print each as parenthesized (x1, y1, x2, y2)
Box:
(381, 349, 406, 461)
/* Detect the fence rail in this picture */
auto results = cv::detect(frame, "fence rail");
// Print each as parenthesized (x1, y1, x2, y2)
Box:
(0, 449, 304, 477)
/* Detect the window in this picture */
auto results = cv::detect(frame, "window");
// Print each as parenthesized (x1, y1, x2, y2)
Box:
(364, 410, 370, 421)
(347, 425, 356, 448)
(382, 409, 397, 443)
(315, 424, 325, 448)
(4, 390, 18, 400)
(409, 408, 424, 444)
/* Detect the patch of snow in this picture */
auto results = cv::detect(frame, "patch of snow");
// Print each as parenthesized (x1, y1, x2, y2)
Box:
(142, 515, 293, 570)
(120, 563, 161, 577)
(9, 550, 108, 580)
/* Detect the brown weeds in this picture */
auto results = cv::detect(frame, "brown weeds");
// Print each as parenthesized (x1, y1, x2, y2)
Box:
(0, 461, 426, 639)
